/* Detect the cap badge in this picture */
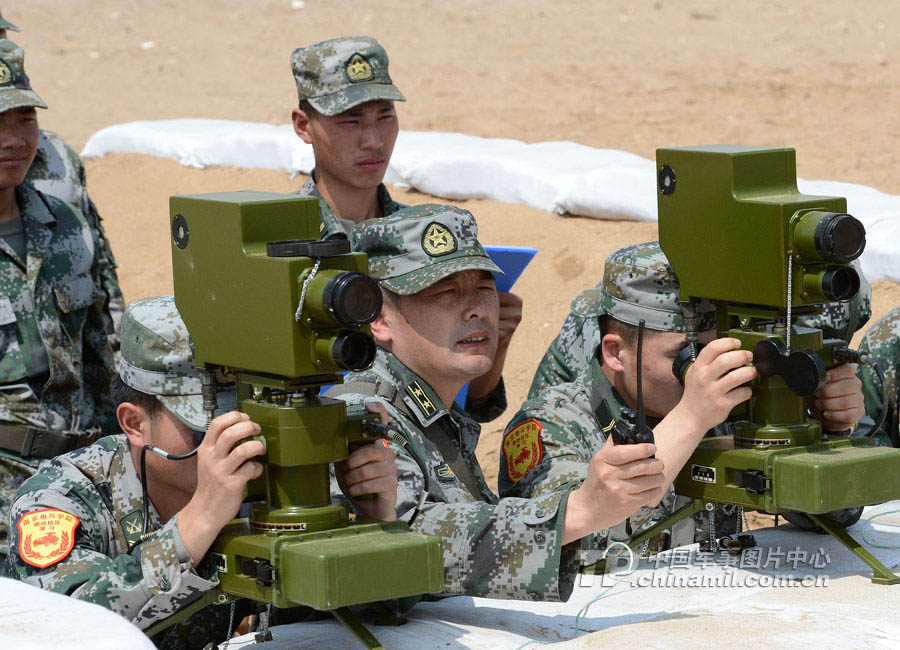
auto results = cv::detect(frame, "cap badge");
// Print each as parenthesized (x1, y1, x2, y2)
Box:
(0, 61, 11, 85)
(422, 222, 457, 257)
(346, 53, 374, 83)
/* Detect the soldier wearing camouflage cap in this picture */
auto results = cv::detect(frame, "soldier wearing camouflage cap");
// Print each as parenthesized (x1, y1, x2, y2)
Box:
(0, 10, 124, 338)
(0, 39, 119, 570)
(500, 242, 868, 544)
(291, 36, 406, 239)
(290, 37, 516, 424)
(326, 205, 665, 603)
(7, 296, 398, 645)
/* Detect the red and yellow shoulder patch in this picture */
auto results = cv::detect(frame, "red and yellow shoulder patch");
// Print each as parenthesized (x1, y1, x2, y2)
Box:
(503, 418, 544, 483)
(17, 508, 80, 569)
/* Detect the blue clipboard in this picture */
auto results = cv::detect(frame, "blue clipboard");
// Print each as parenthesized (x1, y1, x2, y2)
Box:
(455, 245, 538, 408)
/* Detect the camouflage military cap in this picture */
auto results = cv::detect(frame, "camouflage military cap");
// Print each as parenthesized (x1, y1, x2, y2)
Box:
(0, 11, 19, 32)
(0, 40, 45, 113)
(350, 203, 502, 295)
(291, 36, 405, 116)
(118, 296, 235, 430)
(582, 241, 717, 332)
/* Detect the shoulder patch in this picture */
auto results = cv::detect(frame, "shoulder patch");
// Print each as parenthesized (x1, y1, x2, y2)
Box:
(406, 380, 438, 418)
(502, 418, 544, 483)
(17, 508, 80, 569)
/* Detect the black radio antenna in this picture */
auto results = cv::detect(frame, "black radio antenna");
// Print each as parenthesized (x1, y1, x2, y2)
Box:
(636, 319, 648, 432)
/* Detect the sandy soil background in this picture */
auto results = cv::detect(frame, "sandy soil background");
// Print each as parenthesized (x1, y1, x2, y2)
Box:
(11, 1, 900, 491)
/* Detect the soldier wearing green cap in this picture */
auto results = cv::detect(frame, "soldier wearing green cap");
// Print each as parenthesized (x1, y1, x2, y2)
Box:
(7, 296, 398, 648)
(0, 10, 124, 338)
(0, 39, 119, 569)
(291, 36, 518, 424)
(328, 206, 666, 602)
(499, 241, 868, 546)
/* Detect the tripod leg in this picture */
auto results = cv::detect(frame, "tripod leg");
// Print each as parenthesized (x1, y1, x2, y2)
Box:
(806, 513, 900, 585)
(332, 607, 386, 650)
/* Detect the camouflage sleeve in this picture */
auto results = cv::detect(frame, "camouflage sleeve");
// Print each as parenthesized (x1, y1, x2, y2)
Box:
(367, 398, 578, 602)
(398, 451, 578, 601)
(857, 312, 900, 446)
(8, 482, 218, 629)
(527, 312, 601, 399)
(81, 204, 118, 432)
(462, 376, 507, 423)
(499, 381, 597, 500)
(83, 196, 124, 343)
(499, 381, 680, 551)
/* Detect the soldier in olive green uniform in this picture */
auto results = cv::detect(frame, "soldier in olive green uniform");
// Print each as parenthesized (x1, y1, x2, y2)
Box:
(501, 242, 868, 546)
(291, 36, 514, 422)
(329, 205, 668, 601)
(858, 305, 900, 447)
(0, 40, 116, 568)
(8, 296, 398, 649)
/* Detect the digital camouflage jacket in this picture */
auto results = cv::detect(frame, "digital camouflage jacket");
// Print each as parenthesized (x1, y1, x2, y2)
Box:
(858, 306, 900, 447)
(27, 130, 124, 338)
(295, 173, 405, 240)
(7, 434, 238, 650)
(331, 349, 578, 602)
(0, 184, 117, 561)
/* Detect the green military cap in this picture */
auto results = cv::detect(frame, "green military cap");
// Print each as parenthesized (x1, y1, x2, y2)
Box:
(118, 296, 236, 431)
(0, 10, 19, 33)
(573, 241, 717, 333)
(0, 40, 46, 113)
(350, 203, 502, 296)
(291, 36, 405, 116)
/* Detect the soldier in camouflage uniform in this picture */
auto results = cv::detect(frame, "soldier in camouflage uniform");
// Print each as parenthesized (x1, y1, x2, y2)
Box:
(328, 205, 666, 602)
(0, 10, 124, 337)
(857, 306, 900, 447)
(0, 40, 117, 569)
(291, 36, 516, 423)
(500, 242, 867, 548)
(7, 296, 398, 648)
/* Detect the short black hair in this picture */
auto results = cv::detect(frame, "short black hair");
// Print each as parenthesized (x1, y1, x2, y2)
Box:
(599, 315, 661, 348)
(110, 374, 163, 419)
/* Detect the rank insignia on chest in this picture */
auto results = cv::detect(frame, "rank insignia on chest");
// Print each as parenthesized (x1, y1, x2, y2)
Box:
(434, 463, 456, 483)
(346, 53, 374, 82)
(16, 508, 80, 569)
(120, 510, 144, 547)
(406, 380, 438, 418)
(502, 418, 544, 483)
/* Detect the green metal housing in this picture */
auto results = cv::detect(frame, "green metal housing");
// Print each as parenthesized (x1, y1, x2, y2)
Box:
(169, 192, 444, 643)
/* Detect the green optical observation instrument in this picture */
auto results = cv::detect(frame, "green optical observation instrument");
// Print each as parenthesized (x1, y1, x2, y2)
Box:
(627, 146, 900, 584)
(162, 191, 443, 648)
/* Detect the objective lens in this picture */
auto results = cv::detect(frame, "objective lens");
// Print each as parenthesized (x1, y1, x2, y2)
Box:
(332, 331, 377, 370)
(323, 272, 383, 327)
(821, 266, 860, 302)
(815, 213, 865, 263)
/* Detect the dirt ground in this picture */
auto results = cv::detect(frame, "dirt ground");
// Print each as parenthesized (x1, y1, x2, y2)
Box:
(11, 1, 900, 491)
